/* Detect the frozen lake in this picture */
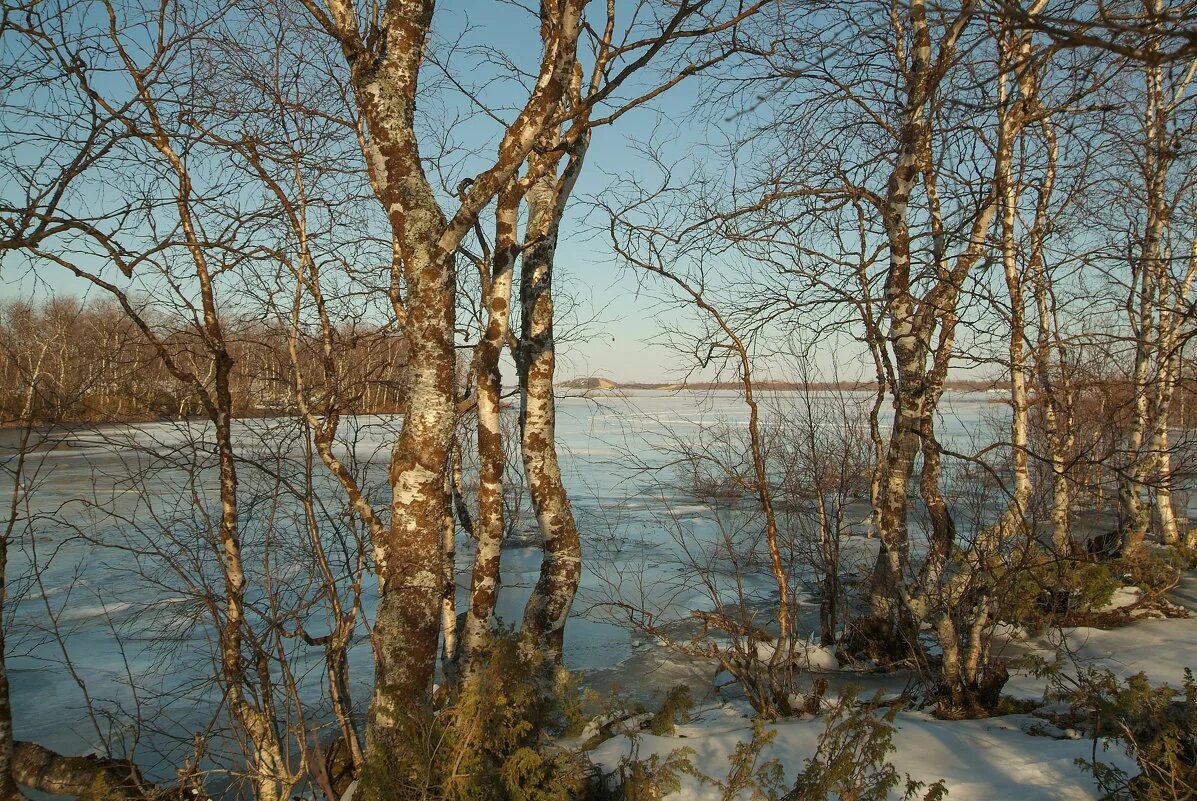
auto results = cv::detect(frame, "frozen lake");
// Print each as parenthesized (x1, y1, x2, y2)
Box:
(0, 389, 1006, 779)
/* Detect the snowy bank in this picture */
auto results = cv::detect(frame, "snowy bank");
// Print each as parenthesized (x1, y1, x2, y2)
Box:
(590, 707, 1135, 800)
(589, 575, 1197, 800)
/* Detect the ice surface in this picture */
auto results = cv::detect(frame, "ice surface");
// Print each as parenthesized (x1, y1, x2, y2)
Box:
(3, 389, 1188, 798)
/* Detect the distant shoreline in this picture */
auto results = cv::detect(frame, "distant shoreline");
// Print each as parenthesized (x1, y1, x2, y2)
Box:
(2, 383, 1008, 429)
(555, 377, 1004, 392)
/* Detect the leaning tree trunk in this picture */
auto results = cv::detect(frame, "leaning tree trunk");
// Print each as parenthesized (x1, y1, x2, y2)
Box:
(517, 147, 586, 675)
(11, 742, 148, 800)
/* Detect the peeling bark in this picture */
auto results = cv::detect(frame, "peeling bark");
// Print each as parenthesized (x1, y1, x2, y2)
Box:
(1154, 236, 1197, 544)
(978, 16, 1048, 553)
(440, 470, 459, 678)
(863, 4, 1019, 709)
(869, 0, 939, 623)
(997, 73, 1032, 539)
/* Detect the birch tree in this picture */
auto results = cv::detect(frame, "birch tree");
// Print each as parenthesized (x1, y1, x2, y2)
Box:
(1114, 4, 1197, 552)
(291, 1, 587, 767)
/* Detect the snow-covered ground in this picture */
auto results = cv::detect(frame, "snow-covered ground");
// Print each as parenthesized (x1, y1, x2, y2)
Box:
(588, 575, 1197, 800)
(590, 704, 1137, 800)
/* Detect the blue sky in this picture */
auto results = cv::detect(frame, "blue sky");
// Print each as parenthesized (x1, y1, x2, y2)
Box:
(0, 0, 855, 384)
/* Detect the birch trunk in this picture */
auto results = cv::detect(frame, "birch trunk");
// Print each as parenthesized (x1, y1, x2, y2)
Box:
(1151, 243, 1197, 545)
(214, 350, 296, 801)
(321, 0, 585, 758)
(371, 237, 456, 741)
(1120, 266, 1157, 553)
(982, 17, 1049, 550)
(462, 189, 520, 672)
(1028, 113, 1072, 555)
(1120, 40, 1167, 554)
(865, 0, 1009, 698)
(440, 471, 458, 676)
(518, 157, 584, 672)
(998, 122, 1031, 537)
(867, 0, 946, 628)
(1144, 39, 1197, 546)
(1152, 295, 1181, 547)
(170, 110, 295, 800)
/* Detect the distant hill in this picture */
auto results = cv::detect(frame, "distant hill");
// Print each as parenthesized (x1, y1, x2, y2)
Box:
(557, 376, 620, 390)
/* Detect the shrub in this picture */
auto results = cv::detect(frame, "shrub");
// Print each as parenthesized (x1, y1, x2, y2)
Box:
(602, 688, 950, 801)
(356, 633, 591, 801)
(608, 746, 699, 801)
(994, 558, 1118, 632)
(1072, 668, 1197, 800)
(1113, 548, 1186, 599)
(707, 718, 787, 801)
(649, 686, 694, 736)
(787, 688, 947, 801)
(1070, 562, 1121, 612)
(558, 673, 604, 739)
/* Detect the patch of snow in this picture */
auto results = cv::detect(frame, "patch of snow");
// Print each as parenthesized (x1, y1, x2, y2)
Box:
(1021, 718, 1082, 740)
(1098, 586, 1143, 612)
(1061, 619, 1197, 685)
(745, 638, 840, 671)
(590, 708, 1134, 800)
(803, 643, 840, 671)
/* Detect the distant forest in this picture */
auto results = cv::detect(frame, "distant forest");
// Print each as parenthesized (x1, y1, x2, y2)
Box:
(0, 298, 407, 423)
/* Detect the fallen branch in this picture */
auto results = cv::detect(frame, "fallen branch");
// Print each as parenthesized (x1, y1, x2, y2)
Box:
(12, 741, 153, 800)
